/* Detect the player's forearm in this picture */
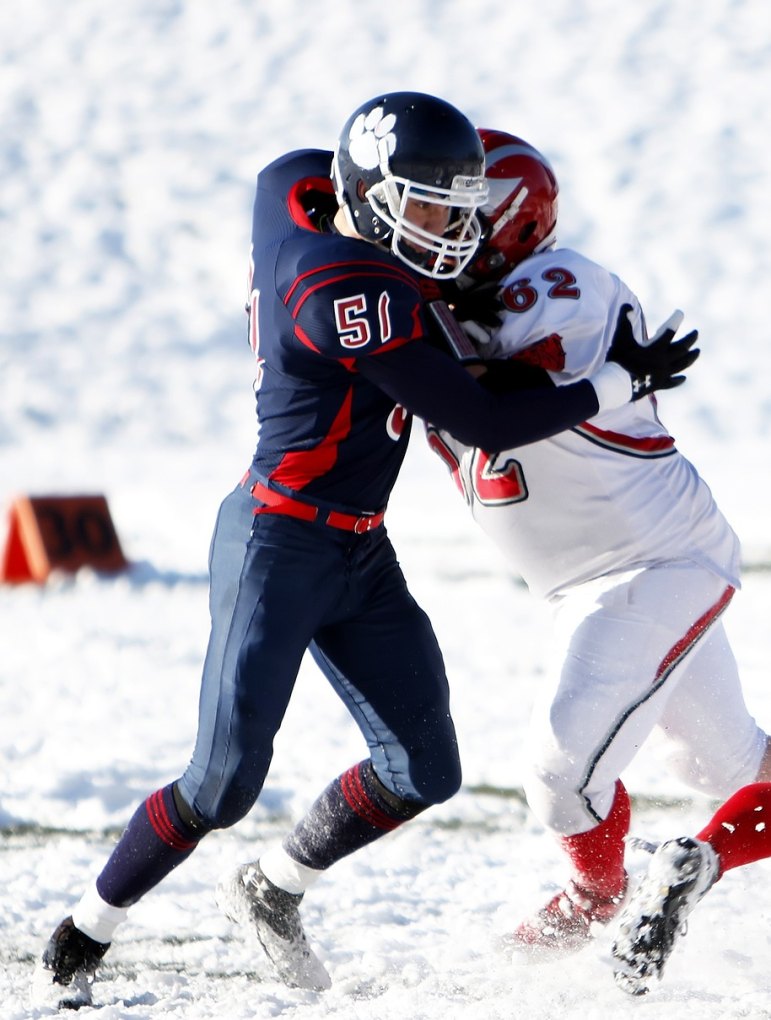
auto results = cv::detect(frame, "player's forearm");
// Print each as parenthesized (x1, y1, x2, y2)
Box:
(358, 341, 602, 451)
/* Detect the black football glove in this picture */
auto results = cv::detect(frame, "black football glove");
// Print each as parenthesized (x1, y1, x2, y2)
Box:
(608, 303, 700, 399)
(443, 280, 504, 345)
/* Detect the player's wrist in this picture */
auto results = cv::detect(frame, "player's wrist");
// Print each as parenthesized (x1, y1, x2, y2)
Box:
(590, 362, 633, 412)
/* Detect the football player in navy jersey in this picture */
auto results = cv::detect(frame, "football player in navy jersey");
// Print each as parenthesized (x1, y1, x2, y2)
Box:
(34, 92, 698, 1007)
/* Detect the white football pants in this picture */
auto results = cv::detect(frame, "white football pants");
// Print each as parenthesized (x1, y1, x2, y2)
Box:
(523, 562, 767, 835)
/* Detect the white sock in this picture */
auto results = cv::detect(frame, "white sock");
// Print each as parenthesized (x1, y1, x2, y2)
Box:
(72, 881, 130, 944)
(259, 846, 324, 895)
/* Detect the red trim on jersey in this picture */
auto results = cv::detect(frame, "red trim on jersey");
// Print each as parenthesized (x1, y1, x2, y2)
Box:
(291, 284, 421, 359)
(512, 334, 566, 372)
(340, 763, 401, 831)
(295, 319, 416, 368)
(369, 334, 415, 355)
(286, 259, 424, 357)
(145, 790, 197, 852)
(288, 268, 419, 327)
(293, 322, 323, 354)
(387, 404, 411, 440)
(293, 311, 418, 361)
(284, 260, 421, 306)
(286, 176, 335, 231)
(270, 388, 354, 490)
(574, 422, 675, 456)
(425, 424, 466, 497)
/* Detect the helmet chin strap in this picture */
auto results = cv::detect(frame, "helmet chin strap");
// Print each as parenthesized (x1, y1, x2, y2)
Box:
(489, 185, 528, 240)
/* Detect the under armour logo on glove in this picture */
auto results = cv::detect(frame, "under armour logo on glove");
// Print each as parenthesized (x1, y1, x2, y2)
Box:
(348, 107, 397, 171)
(607, 304, 700, 400)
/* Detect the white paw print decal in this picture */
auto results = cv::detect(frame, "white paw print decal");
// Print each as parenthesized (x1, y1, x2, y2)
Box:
(348, 106, 397, 170)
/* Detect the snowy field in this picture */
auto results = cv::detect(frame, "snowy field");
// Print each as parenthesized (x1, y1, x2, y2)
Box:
(2, 1, 771, 1017)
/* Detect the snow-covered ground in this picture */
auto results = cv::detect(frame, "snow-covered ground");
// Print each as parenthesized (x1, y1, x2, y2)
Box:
(2, 1, 771, 1017)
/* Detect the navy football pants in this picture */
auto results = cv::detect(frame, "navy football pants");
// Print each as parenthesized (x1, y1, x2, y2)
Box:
(177, 476, 461, 829)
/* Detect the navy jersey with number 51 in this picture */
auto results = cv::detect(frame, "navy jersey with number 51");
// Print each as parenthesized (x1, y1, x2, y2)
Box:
(248, 148, 430, 511)
(246, 148, 600, 513)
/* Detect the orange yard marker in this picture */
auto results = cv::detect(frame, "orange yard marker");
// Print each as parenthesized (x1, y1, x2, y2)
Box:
(0, 494, 128, 583)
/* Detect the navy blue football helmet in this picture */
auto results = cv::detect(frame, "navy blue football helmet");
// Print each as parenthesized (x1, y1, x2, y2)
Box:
(332, 92, 488, 279)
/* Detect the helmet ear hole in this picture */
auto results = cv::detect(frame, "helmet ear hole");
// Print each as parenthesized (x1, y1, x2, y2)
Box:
(356, 179, 368, 202)
(518, 221, 537, 244)
(477, 211, 493, 244)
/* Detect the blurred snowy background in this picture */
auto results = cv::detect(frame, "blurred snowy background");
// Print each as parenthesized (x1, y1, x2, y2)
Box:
(2, 1, 771, 1017)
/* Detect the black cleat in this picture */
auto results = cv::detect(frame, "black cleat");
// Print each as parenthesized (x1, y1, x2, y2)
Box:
(32, 915, 110, 1009)
(612, 836, 719, 995)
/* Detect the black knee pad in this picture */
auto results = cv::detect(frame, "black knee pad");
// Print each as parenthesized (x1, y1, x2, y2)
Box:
(364, 762, 429, 821)
(172, 782, 214, 837)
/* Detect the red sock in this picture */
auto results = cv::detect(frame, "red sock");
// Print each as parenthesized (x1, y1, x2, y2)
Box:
(696, 782, 771, 876)
(560, 780, 631, 898)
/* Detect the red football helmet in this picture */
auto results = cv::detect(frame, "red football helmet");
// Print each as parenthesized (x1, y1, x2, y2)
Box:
(470, 129, 559, 279)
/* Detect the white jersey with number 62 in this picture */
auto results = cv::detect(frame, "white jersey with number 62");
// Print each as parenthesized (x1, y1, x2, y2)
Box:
(428, 247, 740, 601)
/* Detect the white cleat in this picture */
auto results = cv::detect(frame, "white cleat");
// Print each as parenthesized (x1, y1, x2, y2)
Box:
(216, 862, 331, 991)
(611, 836, 719, 995)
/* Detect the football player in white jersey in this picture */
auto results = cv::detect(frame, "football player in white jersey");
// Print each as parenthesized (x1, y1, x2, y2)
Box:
(429, 129, 771, 959)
